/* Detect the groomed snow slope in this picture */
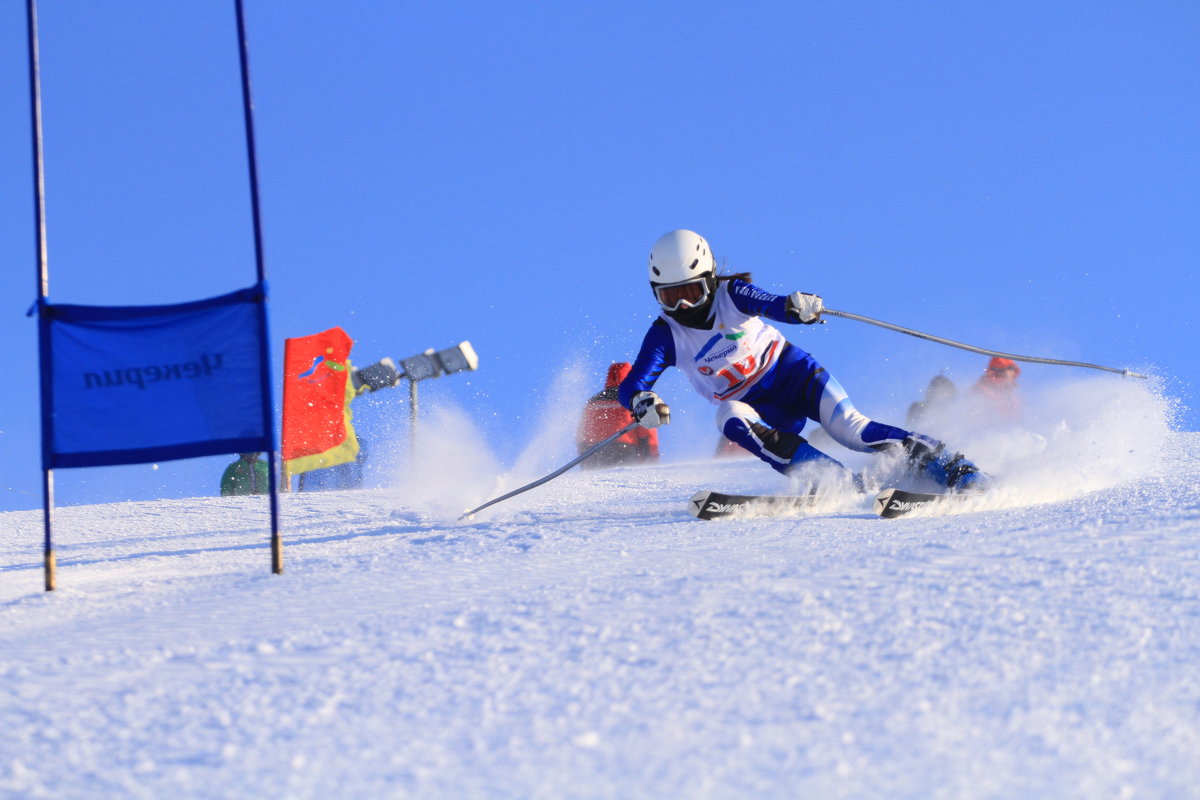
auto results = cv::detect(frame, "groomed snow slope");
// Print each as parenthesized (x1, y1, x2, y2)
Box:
(2, 386, 1198, 799)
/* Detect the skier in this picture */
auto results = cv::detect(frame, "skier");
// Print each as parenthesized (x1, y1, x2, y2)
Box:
(617, 229, 990, 492)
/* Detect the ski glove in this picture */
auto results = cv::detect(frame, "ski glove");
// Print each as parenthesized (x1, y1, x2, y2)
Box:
(786, 292, 823, 324)
(631, 391, 671, 429)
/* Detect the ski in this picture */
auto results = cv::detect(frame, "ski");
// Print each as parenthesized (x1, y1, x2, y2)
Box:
(688, 490, 817, 521)
(691, 487, 974, 521)
(872, 487, 948, 519)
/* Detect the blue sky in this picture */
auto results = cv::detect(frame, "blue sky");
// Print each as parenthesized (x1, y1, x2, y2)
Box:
(2, 1, 1196, 512)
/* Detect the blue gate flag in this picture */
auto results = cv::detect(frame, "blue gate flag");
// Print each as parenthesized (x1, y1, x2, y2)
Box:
(39, 284, 273, 469)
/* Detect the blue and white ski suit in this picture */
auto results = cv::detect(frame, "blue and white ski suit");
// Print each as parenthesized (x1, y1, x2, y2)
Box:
(618, 279, 913, 474)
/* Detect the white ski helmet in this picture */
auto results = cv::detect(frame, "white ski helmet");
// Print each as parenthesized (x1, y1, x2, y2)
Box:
(647, 229, 716, 312)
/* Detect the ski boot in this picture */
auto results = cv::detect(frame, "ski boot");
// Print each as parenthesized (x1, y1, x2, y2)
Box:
(901, 434, 991, 493)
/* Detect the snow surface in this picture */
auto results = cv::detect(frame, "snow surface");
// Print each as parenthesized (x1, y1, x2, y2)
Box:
(2, 378, 1198, 799)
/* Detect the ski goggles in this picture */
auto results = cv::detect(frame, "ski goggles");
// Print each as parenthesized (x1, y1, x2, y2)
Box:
(653, 277, 711, 311)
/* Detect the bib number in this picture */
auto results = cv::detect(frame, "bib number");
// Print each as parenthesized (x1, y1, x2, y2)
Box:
(715, 353, 757, 389)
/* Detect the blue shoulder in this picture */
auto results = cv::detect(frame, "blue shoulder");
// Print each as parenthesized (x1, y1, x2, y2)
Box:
(618, 319, 675, 408)
(728, 278, 790, 322)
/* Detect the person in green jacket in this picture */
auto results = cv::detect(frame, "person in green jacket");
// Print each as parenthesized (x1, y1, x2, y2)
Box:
(220, 452, 269, 496)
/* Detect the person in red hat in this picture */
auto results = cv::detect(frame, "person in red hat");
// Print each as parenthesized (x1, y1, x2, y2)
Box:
(577, 362, 660, 469)
(972, 357, 1022, 419)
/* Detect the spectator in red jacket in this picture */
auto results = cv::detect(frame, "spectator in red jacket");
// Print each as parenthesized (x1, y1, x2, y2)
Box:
(577, 362, 660, 469)
(972, 357, 1022, 420)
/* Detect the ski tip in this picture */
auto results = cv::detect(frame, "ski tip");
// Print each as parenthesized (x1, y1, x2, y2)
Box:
(872, 488, 896, 516)
(688, 490, 712, 519)
(873, 487, 947, 518)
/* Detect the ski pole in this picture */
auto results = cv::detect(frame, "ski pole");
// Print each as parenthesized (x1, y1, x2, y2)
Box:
(823, 308, 1148, 379)
(459, 420, 641, 520)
